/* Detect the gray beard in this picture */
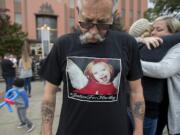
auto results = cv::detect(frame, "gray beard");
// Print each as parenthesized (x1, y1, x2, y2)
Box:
(79, 32, 105, 45)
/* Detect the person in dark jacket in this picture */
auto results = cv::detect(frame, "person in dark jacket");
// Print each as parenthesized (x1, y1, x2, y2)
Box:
(1, 53, 16, 92)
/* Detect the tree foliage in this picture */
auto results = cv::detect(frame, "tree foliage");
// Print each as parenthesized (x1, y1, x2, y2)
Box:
(145, 0, 180, 21)
(0, 8, 27, 57)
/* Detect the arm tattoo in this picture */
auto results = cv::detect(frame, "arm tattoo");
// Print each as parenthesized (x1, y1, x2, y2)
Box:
(41, 101, 55, 123)
(132, 101, 145, 120)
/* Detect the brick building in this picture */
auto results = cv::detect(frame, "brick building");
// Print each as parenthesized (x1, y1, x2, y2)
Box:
(0, 0, 148, 54)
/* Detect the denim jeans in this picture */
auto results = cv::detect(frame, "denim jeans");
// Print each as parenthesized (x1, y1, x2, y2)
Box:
(144, 117, 158, 135)
(4, 77, 15, 92)
(24, 78, 31, 95)
(128, 111, 158, 135)
(17, 107, 32, 127)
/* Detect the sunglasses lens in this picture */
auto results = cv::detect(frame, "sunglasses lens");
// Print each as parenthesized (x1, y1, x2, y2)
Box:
(96, 24, 110, 30)
(79, 22, 93, 29)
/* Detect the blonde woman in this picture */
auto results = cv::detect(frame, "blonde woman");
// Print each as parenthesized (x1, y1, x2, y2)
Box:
(67, 59, 120, 95)
(19, 42, 33, 97)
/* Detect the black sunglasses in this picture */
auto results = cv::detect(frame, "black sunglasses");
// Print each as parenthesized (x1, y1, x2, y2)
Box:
(79, 21, 111, 30)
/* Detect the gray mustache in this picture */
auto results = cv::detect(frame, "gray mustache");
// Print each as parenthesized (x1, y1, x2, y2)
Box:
(79, 32, 105, 45)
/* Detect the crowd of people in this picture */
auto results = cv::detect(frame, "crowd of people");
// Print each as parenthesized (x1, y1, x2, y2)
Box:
(0, 41, 35, 133)
(1, 0, 180, 135)
(129, 15, 180, 135)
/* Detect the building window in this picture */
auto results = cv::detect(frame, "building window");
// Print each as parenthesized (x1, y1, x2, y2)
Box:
(121, 0, 126, 17)
(69, 0, 75, 32)
(121, 8, 126, 17)
(138, 0, 142, 8)
(14, 0, 21, 11)
(69, 18, 75, 32)
(14, 0, 22, 24)
(120, 8, 125, 26)
(0, 0, 6, 8)
(69, 0, 74, 9)
(121, 0, 126, 9)
(113, 0, 118, 10)
(113, 0, 118, 3)
(120, 0, 126, 25)
(36, 15, 57, 42)
(15, 13, 22, 24)
(69, 8, 74, 18)
(137, 0, 142, 19)
(129, 0, 134, 25)
(14, 0, 21, 2)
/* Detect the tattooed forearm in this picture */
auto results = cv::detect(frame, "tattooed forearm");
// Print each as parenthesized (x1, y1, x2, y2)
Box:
(41, 101, 55, 123)
(132, 101, 145, 120)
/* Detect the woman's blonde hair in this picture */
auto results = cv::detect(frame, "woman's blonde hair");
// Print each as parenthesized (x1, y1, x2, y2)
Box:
(153, 16, 180, 33)
(21, 41, 32, 70)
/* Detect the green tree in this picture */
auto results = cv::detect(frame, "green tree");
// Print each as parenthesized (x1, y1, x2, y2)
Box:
(0, 8, 27, 57)
(145, 0, 180, 21)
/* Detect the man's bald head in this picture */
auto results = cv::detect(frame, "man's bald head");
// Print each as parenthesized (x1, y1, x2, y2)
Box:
(77, 0, 115, 15)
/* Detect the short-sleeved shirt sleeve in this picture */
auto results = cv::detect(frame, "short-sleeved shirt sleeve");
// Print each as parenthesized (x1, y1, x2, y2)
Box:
(126, 35, 143, 81)
(40, 41, 63, 86)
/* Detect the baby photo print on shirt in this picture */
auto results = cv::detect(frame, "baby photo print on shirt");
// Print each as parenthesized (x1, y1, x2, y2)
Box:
(66, 56, 122, 102)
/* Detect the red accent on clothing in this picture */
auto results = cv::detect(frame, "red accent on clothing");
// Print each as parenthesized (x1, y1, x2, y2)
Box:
(73, 80, 116, 95)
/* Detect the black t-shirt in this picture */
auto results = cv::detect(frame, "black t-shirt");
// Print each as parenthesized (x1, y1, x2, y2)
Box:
(40, 30, 142, 135)
(1, 59, 15, 78)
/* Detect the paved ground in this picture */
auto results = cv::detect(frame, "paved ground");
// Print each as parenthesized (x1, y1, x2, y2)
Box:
(0, 81, 62, 135)
(0, 81, 168, 135)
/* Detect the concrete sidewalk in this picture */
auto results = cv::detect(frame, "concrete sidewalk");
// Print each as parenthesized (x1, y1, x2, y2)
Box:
(0, 81, 62, 135)
(0, 81, 168, 135)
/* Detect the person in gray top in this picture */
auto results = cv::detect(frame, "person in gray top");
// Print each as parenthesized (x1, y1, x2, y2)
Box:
(141, 43, 180, 135)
